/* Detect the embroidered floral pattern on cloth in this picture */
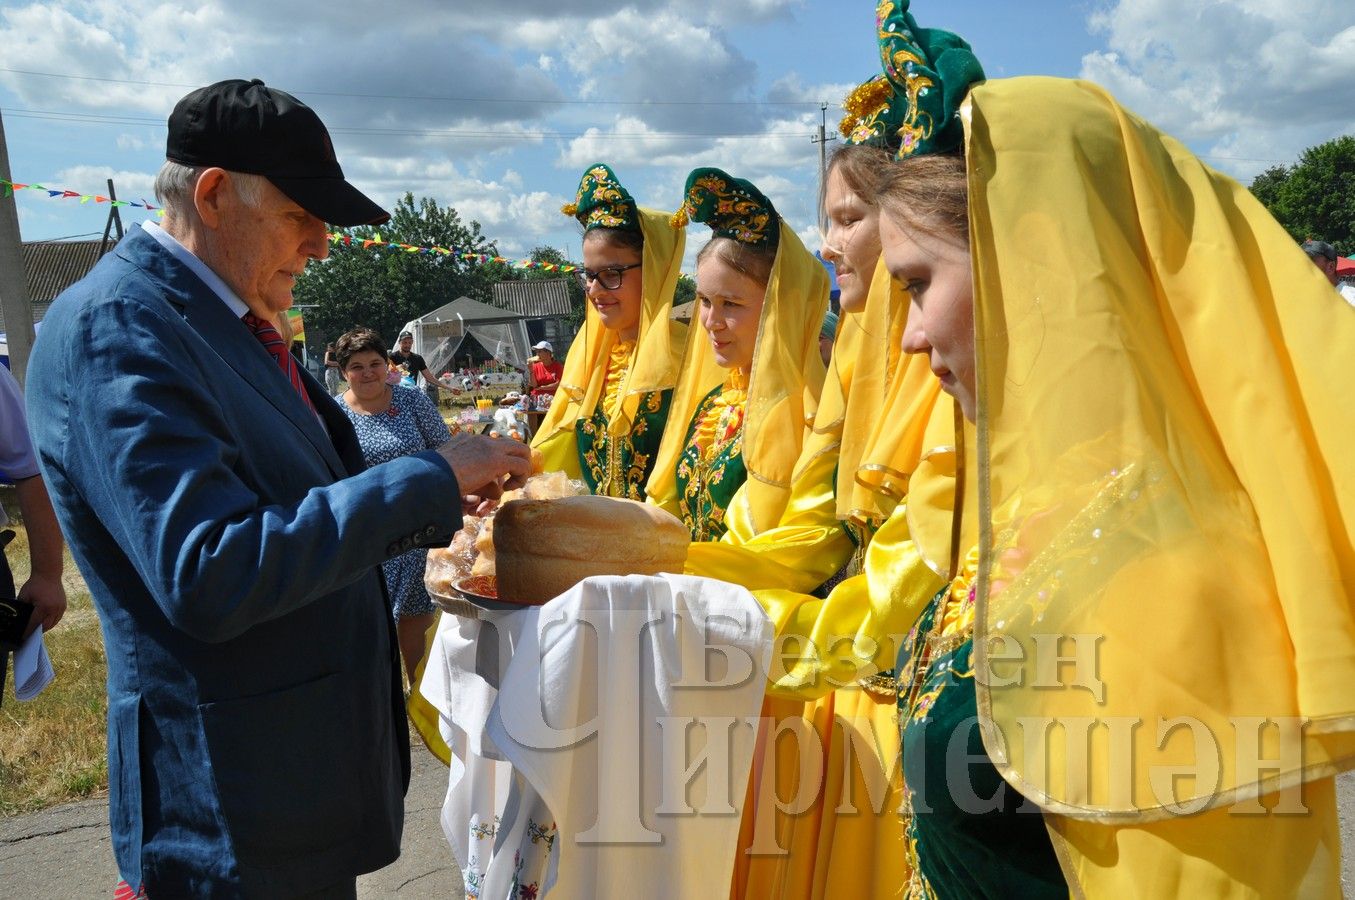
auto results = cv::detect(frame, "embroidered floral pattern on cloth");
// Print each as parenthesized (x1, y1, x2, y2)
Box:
(577, 341, 671, 499)
(560, 162, 639, 231)
(461, 812, 557, 900)
(676, 371, 749, 541)
(873, 0, 985, 160)
(670, 168, 778, 247)
(894, 545, 1064, 898)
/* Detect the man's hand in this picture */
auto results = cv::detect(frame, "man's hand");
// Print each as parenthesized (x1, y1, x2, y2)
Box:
(18, 574, 65, 638)
(437, 432, 531, 499)
(14, 474, 65, 638)
(461, 495, 499, 517)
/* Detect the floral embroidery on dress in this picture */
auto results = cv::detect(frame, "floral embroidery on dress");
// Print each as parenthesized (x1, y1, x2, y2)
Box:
(677, 375, 748, 541)
(577, 342, 672, 499)
(896, 545, 982, 899)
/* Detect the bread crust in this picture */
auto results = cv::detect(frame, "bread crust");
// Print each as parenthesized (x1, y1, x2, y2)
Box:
(494, 496, 689, 562)
(494, 496, 689, 604)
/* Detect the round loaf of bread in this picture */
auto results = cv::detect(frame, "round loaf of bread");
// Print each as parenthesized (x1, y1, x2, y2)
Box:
(494, 495, 690, 604)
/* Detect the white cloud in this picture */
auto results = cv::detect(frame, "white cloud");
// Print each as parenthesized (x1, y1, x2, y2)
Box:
(1080, 0, 1355, 181)
(51, 165, 156, 200)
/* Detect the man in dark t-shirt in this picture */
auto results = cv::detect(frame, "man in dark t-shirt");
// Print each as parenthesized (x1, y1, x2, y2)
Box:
(390, 330, 457, 406)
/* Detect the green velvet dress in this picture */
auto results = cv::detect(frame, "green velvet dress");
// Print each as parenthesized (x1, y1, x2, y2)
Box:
(896, 577, 1067, 899)
(675, 384, 747, 541)
(575, 387, 672, 500)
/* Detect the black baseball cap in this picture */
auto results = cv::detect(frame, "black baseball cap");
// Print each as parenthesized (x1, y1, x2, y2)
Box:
(166, 78, 389, 226)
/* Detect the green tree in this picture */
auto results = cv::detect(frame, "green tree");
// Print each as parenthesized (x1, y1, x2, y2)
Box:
(1249, 135, 1355, 257)
(673, 273, 697, 307)
(293, 193, 500, 348)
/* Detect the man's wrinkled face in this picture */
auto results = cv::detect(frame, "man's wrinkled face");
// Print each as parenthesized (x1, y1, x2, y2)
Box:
(212, 175, 329, 318)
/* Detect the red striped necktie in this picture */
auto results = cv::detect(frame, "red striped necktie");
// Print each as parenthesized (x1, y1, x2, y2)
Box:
(241, 313, 316, 413)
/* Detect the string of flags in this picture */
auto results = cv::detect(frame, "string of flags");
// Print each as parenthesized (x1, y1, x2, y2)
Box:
(1, 177, 161, 212)
(2, 176, 579, 273)
(325, 231, 577, 273)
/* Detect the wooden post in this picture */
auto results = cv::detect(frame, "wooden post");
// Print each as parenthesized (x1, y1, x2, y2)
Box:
(0, 110, 34, 386)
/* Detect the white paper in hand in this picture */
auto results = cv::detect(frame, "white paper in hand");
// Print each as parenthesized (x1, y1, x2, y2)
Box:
(14, 624, 54, 701)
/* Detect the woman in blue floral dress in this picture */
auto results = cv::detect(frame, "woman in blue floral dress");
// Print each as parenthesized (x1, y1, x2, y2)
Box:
(335, 327, 452, 683)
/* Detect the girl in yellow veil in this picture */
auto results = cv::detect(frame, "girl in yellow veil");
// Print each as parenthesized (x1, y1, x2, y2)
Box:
(876, 63, 1355, 900)
(531, 163, 686, 499)
(646, 167, 829, 541)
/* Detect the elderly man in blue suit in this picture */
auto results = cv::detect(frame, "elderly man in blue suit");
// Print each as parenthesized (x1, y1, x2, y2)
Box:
(25, 79, 531, 898)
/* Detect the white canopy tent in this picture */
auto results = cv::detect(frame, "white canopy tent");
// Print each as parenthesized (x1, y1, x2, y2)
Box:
(399, 296, 532, 377)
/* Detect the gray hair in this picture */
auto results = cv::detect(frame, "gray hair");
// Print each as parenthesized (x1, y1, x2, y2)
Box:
(153, 161, 268, 217)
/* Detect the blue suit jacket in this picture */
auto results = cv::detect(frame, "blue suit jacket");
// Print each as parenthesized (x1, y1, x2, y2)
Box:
(26, 227, 463, 897)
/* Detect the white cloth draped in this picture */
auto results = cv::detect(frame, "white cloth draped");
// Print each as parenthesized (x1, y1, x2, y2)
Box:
(421, 573, 773, 900)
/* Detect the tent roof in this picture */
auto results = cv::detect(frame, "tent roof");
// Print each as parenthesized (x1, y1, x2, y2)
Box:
(412, 295, 525, 325)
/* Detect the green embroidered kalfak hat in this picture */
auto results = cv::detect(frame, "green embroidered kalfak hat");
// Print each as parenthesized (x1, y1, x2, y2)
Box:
(839, 74, 904, 148)
(671, 167, 779, 249)
(562, 162, 640, 232)
(874, 0, 984, 159)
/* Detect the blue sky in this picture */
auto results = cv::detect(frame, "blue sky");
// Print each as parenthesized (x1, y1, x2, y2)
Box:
(2, 0, 1352, 273)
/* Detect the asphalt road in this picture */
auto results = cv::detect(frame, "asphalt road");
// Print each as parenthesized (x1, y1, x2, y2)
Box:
(0, 748, 465, 899)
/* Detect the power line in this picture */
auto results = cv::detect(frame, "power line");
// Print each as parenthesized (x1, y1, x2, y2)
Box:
(0, 66, 828, 108)
(28, 231, 103, 241)
(0, 106, 815, 141)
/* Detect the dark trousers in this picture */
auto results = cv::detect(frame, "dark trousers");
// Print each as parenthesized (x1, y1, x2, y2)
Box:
(292, 878, 358, 899)
(0, 541, 14, 705)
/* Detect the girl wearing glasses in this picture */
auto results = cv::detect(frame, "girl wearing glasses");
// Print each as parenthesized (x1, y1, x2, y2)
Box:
(531, 163, 687, 499)
(647, 168, 828, 543)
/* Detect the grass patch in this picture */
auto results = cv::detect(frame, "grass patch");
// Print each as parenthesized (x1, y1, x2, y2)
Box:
(0, 490, 109, 817)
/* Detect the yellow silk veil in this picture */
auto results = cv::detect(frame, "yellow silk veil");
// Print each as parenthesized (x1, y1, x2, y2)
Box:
(532, 206, 687, 475)
(826, 261, 946, 528)
(648, 221, 829, 535)
(678, 260, 970, 698)
(964, 78, 1355, 825)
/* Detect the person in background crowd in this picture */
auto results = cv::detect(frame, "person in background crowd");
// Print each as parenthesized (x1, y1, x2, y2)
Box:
(818, 308, 839, 367)
(324, 341, 344, 394)
(532, 163, 687, 499)
(334, 327, 453, 686)
(1302, 238, 1355, 307)
(0, 364, 66, 706)
(391, 330, 458, 407)
(526, 340, 563, 404)
(24, 78, 530, 898)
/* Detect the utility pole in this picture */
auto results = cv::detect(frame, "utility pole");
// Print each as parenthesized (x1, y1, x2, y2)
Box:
(0, 109, 34, 387)
(811, 103, 837, 194)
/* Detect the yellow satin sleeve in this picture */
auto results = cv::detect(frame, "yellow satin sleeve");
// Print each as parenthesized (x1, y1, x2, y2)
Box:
(532, 421, 584, 480)
(758, 502, 945, 701)
(1046, 779, 1342, 898)
(683, 433, 849, 594)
